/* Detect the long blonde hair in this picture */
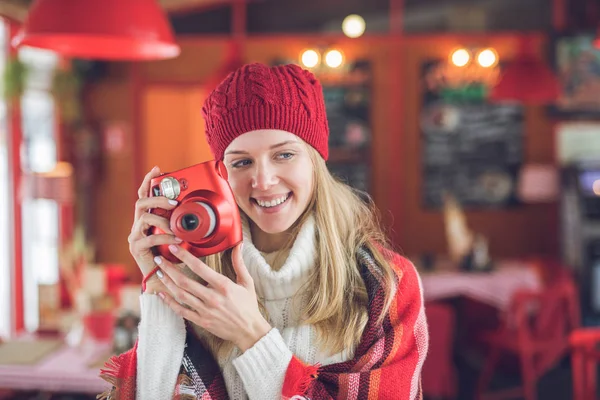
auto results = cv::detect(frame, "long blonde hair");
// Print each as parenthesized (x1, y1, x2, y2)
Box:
(201, 146, 397, 356)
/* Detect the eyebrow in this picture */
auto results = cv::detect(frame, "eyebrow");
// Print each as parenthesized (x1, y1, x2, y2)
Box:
(224, 140, 299, 156)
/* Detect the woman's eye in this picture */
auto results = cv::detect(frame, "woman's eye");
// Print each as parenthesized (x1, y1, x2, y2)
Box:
(276, 152, 294, 160)
(231, 159, 251, 168)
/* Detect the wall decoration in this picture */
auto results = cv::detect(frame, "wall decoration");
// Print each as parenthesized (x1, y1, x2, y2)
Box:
(556, 122, 600, 165)
(552, 34, 600, 116)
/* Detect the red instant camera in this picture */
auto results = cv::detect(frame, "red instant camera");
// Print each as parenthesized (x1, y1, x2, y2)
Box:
(148, 161, 242, 263)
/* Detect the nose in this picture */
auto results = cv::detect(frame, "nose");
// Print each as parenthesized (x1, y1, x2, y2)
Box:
(251, 161, 278, 190)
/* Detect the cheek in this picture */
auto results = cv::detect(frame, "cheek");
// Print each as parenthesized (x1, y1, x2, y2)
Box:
(287, 168, 313, 198)
(227, 175, 250, 200)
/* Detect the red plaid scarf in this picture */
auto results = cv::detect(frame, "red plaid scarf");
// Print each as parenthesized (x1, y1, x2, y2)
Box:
(98, 250, 427, 399)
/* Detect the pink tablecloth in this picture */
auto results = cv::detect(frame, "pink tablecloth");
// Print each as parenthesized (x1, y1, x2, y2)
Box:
(421, 260, 542, 311)
(0, 340, 111, 394)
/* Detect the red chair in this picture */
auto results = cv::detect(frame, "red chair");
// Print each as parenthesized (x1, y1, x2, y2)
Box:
(422, 302, 458, 399)
(570, 327, 600, 400)
(477, 279, 580, 400)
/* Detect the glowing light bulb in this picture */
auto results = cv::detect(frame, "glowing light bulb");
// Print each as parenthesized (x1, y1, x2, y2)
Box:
(477, 48, 498, 68)
(300, 49, 319, 68)
(451, 49, 470, 67)
(325, 49, 344, 68)
(342, 14, 365, 38)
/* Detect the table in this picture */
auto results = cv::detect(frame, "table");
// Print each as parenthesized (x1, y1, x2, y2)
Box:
(420, 260, 542, 311)
(0, 339, 111, 394)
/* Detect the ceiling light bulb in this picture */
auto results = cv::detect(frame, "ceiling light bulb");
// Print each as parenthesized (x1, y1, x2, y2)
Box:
(342, 14, 365, 38)
(451, 48, 470, 67)
(477, 48, 498, 68)
(325, 49, 344, 68)
(300, 49, 320, 68)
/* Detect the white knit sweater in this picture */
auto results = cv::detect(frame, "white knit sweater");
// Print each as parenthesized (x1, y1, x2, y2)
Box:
(136, 216, 352, 400)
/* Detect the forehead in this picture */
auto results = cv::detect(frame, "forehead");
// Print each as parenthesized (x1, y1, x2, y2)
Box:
(225, 129, 301, 154)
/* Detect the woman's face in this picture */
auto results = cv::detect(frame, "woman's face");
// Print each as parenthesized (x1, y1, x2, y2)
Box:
(223, 129, 314, 236)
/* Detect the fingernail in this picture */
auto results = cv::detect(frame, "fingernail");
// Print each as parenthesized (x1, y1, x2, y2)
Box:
(168, 199, 178, 205)
(174, 237, 183, 243)
(156, 270, 164, 279)
(169, 244, 178, 253)
(154, 256, 162, 265)
(152, 166, 158, 171)
(158, 292, 165, 300)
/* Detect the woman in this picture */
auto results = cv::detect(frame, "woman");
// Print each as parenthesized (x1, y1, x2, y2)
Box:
(101, 63, 428, 400)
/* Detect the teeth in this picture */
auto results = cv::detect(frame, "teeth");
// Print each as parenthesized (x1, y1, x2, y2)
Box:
(256, 194, 289, 208)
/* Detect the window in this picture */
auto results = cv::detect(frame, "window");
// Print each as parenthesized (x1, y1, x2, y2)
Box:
(19, 47, 59, 332)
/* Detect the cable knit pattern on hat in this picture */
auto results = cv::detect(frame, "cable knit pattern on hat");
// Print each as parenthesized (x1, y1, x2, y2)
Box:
(202, 63, 329, 161)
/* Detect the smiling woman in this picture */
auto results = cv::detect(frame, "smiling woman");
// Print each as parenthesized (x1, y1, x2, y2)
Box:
(102, 63, 428, 400)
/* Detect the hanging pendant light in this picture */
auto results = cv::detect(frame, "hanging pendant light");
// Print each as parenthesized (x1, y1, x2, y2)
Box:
(490, 36, 559, 105)
(12, 0, 180, 61)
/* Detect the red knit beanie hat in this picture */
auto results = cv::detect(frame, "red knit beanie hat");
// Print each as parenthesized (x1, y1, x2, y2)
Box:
(202, 63, 329, 160)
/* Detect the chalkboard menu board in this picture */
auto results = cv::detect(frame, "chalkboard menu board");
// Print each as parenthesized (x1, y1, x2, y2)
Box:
(321, 62, 372, 193)
(421, 62, 524, 209)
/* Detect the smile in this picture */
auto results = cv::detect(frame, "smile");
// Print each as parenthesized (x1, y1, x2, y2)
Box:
(254, 193, 291, 208)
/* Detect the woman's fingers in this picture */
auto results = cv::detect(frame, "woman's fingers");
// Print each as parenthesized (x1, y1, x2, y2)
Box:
(128, 233, 181, 257)
(159, 291, 207, 326)
(134, 194, 178, 222)
(154, 256, 214, 305)
(128, 212, 178, 263)
(167, 245, 233, 294)
(134, 212, 174, 237)
(138, 166, 161, 199)
(231, 243, 253, 289)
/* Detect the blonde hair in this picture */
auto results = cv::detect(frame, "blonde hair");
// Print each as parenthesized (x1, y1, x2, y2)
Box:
(200, 145, 397, 356)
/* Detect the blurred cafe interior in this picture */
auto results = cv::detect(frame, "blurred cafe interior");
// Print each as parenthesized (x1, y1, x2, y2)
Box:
(2, 0, 600, 399)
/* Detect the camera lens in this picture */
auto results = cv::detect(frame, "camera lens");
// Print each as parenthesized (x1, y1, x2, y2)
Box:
(181, 214, 199, 231)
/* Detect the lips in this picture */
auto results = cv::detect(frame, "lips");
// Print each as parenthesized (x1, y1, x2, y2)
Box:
(252, 192, 291, 208)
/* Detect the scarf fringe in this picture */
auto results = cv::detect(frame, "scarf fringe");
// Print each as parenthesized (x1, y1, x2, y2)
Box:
(173, 373, 197, 400)
(297, 363, 320, 394)
(100, 351, 130, 382)
(282, 356, 320, 398)
(96, 387, 116, 400)
(97, 344, 138, 400)
(174, 393, 197, 400)
(96, 353, 126, 400)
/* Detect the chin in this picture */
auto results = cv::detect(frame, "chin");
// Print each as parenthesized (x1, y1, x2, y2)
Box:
(254, 219, 295, 235)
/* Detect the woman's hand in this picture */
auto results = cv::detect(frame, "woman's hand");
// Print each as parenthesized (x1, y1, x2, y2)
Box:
(128, 166, 182, 292)
(154, 243, 272, 352)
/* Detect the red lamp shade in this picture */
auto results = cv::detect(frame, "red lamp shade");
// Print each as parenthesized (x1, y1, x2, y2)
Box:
(12, 0, 180, 61)
(490, 38, 559, 105)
